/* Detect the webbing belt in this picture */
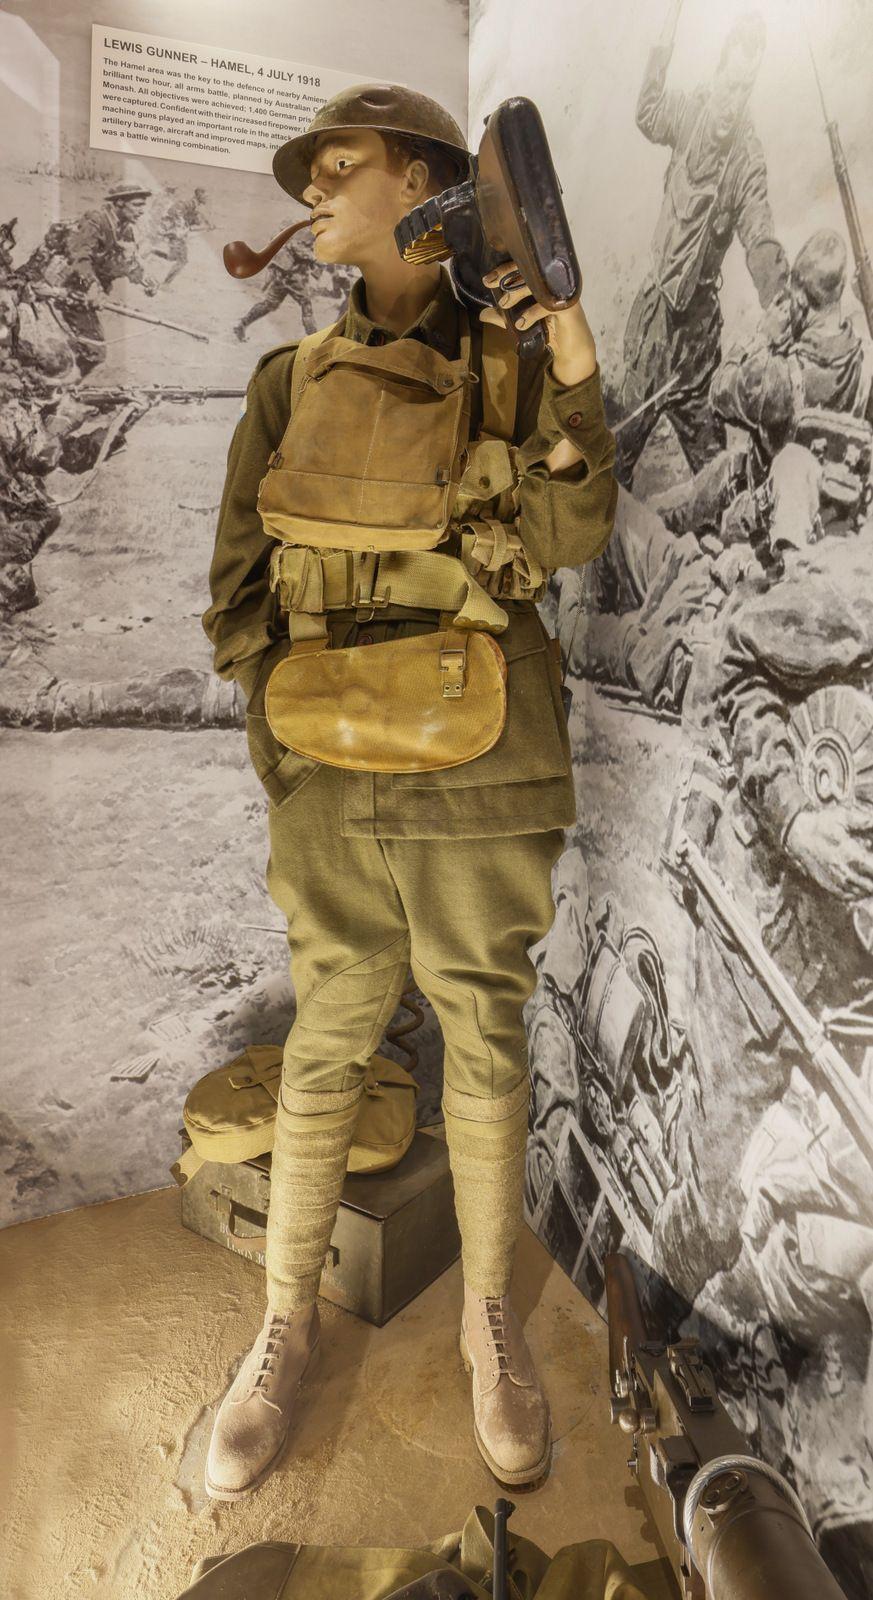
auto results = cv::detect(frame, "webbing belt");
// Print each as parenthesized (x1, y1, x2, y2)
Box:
(269, 543, 513, 636)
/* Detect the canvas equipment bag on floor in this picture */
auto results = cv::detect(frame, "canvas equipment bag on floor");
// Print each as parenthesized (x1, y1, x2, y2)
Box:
(170, 1046, 417, 1187)
(174, 1502, 660, 1599)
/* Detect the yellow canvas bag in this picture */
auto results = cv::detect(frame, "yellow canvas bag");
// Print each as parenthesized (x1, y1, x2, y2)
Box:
(264, 621, 508, 772)
(170, 1046, 418, 1186)
(256, 314, 475, 552)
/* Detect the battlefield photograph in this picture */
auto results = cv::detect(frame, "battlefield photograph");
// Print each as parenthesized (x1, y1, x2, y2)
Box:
(0, 3, 388, 1229)
(2, 0, 872, 1594)
(471, 0, 873, 1594)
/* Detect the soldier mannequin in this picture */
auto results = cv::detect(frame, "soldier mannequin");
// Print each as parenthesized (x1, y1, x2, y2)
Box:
(202, 85, 616, 1498)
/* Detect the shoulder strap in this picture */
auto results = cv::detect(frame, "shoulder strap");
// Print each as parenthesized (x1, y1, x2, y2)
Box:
(480, 318, 519, 442)
(290, 316, 344, 414)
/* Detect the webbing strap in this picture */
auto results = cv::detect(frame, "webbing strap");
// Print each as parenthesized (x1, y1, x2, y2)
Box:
(169, 1144, 205, 1188)
(273, 546, 510, 637)
(480, 318, 519, 442)
(290, 317, 344, 414)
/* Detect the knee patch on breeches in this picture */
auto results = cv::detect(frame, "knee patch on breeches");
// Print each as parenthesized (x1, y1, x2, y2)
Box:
(441, 1075, 531, 1298)
(285, 935, 410, 1089)
(412, 956, 534, 1101)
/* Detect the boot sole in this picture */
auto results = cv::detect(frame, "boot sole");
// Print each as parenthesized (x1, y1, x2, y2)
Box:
(204, 1338, 321, 1502)
(459, 1328, 553, 1489)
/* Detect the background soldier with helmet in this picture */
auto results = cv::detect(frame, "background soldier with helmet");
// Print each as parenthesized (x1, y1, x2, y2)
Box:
(35, 181, 157, 374)
(232, 227, 353, 341)
(615, 3, 786, 488)
(144, 185, 213, 288)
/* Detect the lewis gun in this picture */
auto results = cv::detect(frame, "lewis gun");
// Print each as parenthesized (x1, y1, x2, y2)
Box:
(606, 1252, 847, 1600)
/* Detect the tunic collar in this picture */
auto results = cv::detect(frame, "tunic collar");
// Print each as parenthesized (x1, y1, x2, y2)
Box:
(342, 265, 461, 356)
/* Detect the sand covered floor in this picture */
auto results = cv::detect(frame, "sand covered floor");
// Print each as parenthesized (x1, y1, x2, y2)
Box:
(0, 1174, 665, 1599)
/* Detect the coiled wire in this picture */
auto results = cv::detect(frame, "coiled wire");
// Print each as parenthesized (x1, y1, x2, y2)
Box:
(683, 1453, 814, 1570)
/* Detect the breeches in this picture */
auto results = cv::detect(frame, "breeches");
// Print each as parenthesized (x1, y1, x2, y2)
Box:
(265, 762, 566, 1101)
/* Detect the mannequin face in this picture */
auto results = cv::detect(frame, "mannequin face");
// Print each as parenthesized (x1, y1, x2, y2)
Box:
(301, 128, 430, 267)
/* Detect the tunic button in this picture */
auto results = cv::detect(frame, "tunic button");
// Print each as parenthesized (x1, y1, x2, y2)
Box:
(568, 411, 583, 427)
(358, 632, 374, 645)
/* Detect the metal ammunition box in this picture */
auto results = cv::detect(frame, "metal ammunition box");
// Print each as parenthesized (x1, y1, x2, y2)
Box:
(178, 1128, 461, 1325)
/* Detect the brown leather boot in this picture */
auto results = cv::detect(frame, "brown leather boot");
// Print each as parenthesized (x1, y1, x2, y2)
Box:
(205, 1302, 321, 1500)
(459, 1287, 552, 1486)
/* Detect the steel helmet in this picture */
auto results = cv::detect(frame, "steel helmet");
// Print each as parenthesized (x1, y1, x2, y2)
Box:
(272, 83, 472, 203)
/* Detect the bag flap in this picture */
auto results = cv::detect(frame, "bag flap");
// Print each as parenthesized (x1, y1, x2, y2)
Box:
(265, 629, 507, 774)
(307, 334, 470, 395)
(228, 1044, 284, 1090)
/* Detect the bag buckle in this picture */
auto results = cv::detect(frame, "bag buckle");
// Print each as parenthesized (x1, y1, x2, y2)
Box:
(354, 580, 392, 621)
(440, 646, 466, 697)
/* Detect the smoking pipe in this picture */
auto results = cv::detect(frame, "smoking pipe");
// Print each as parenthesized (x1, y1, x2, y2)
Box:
(223, 218, 312, 278)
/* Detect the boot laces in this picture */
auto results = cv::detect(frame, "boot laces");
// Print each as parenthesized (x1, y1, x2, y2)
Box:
(253, 1313, 289, 1389)
(484, 1296, 512, 1376)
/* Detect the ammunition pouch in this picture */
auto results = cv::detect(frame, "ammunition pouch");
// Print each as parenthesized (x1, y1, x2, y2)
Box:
(455, 517, 549, 602)
(268, 543, 515, 633)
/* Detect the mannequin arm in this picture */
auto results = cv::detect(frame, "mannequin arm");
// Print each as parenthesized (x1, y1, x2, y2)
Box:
(202, 349, 298, 699)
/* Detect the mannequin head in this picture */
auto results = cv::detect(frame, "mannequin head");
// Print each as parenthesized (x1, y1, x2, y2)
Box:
(301, 128, 448, 270)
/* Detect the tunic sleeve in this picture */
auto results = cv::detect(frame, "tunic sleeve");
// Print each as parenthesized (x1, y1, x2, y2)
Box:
(201, 347, 298, 699)
(514, 356, 618, 569)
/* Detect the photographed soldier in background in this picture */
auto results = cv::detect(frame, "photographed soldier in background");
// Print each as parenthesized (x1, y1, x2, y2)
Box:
(713, 229, 868, 463)
(232, 230, 351, 341)
(0, 217, 17, 280)
(655, 228, 868, 540)
(616, 2, 785, 487)
(655, 508, 873, 1303)
(145, 186, 213, 288)
(36, 182, 157, 374)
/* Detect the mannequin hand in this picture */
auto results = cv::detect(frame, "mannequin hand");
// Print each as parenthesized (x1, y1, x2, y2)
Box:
(480, 260, 597, 386)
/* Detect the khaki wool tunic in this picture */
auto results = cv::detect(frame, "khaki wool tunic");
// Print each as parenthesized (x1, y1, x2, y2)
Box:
(203, 267, 617, 839)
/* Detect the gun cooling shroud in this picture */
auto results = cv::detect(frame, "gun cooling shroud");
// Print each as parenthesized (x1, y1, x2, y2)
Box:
(605, 1253, 847, 1600)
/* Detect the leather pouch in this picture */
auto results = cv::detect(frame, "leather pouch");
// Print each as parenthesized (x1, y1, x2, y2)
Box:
(264, 628, 508, 772)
